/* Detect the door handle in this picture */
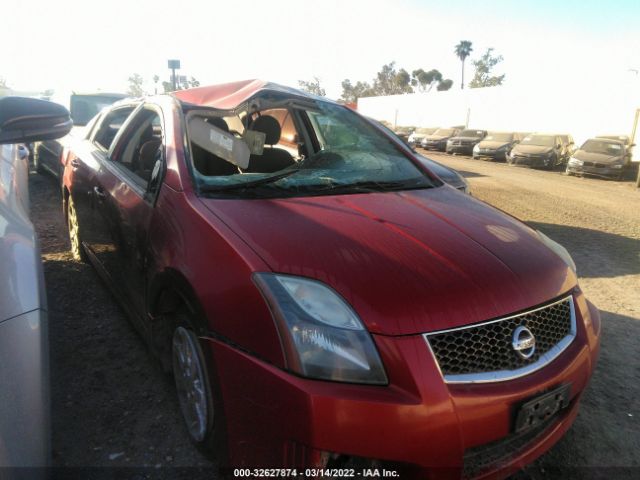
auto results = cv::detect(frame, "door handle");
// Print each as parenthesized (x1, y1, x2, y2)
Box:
(70, 159, 80, 170)
(93, 186, 106, 198)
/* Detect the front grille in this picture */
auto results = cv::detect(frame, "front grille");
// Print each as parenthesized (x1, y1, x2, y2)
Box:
(425, 296, 576, 383)
(583, 161, 605, 168)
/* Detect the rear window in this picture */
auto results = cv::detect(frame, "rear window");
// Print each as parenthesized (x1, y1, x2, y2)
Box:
(521, 135, 555, 146)
(581, 139, 623, 155)
(459, 130, 484, 137)
(485, 132, 513, 142)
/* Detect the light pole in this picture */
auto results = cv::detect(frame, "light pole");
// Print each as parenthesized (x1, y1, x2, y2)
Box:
(633, 108, 640, 188)
(168, 59, 180, 91)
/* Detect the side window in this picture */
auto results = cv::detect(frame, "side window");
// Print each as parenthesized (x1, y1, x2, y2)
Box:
(110, 108, 164, 188)
(93, 107, 136, 151)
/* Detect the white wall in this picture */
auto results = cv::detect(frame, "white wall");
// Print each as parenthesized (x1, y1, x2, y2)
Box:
(357, 79, 640, 148)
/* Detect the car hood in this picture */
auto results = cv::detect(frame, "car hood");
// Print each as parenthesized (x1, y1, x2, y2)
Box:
(451, 136, 483, 142)
(424, 134, 450, 141)
(512, 144, 553, 155)
(201, 188, 576, 335)
(573, 150, 623, 164)
(478, 140, 510, 149)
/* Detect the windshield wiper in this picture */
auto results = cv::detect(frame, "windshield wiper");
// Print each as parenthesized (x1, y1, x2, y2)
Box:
(199, 169, 301, 193)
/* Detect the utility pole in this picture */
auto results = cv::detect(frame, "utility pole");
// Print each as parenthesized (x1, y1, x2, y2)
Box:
(167, 59, 180, 91)
(631, 108, 640, 188)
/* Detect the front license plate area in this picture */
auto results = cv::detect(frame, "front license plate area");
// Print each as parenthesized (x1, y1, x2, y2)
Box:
(514, 384, 571, 433)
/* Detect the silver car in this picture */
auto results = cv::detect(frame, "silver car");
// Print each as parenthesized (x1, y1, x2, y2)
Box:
(0, 96, 72, 469)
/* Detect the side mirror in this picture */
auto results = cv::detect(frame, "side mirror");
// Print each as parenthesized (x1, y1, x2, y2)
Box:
(0, 96, 72, 145)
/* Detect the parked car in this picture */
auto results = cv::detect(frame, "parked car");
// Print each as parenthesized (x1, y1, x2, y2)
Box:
(508, 133, 569, 169)
(62, 80, 600, 478)
(445, 129, 487, 155)
(473, 131, 524, 161)
(566, 137, 630, 179)
(421, 127, 461, 151)
(368, 120, 469, 193)
(0, 96, 72, 471)
(33, 92, 127, 181)
(408, 127, 438, 147)
(392, 125, 414, 142)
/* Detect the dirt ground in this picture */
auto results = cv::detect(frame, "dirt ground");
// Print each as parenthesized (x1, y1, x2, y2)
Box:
(29, 174, 216, 479)
(28, 153, 639, 479)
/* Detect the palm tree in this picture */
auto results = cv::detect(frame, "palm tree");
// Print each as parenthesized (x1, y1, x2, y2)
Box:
(454, 40, 473, 89)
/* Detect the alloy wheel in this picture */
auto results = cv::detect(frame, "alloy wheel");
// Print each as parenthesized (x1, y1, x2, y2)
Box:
(172, 326, 211, 443)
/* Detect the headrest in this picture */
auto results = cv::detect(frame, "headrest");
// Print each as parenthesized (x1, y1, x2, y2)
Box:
(207, 117, 229, 132)
(139, 139, 161, 170)
(251, 115, 281, 145)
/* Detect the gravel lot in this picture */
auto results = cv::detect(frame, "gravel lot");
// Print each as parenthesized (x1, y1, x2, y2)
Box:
(29, 153, 639, 479)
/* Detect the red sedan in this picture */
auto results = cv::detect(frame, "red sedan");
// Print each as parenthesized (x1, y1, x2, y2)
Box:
(61, 80, 600, 479)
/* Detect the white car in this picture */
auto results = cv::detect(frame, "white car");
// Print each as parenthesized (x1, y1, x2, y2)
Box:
(0, 96, 71, 469)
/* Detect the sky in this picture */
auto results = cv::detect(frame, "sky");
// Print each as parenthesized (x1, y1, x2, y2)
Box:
(1, 0, 639, 99)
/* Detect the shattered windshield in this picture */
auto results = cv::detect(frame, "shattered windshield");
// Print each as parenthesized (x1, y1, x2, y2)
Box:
(581, 140, 624, 156)
(485, 133, 513, 142)
(520, 135, 555, 146)
(189, 100, 437, 198)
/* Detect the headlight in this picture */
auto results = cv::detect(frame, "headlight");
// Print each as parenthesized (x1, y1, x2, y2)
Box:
(253, 273, 388, 385)
(611, 164, 623, 169)
(568, 157, 583, 166)
(536, 231, 576, 274)
(473, 144, 480, 152)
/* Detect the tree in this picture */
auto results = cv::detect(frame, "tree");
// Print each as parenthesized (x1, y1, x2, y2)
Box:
(454, 40, 473, 89)
(436, 79, 454, 91)
(469, 48, 505, 88)
(160, 75, 200, 92)
(186, 76, 200, 88)
(340, 79, 375, 103)
(372, 62, 413, 95)
(162, 81, 173, 93)
(127, 73, 146, 96)
(297, 77, 326, 96)
(410, 68, 454, 92)
(0, 77, 7, 88)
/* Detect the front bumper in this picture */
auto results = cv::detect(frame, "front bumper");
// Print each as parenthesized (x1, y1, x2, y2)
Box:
(422, 141, 447, 151)
(474, 150, 507, 161)
(510, 155, 553, 168)
(447, 145, 475, 155)
(210, 293, 600, 479)
(566, 163, 623, 178)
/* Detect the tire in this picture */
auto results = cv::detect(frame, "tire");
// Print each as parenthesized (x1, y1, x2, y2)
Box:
(171, 316, 227, 461)
(67, 194, 88, 262)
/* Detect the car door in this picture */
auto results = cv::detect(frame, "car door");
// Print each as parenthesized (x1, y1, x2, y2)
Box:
(69, 105, 138, 252)
(89, 105, 166, 328)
